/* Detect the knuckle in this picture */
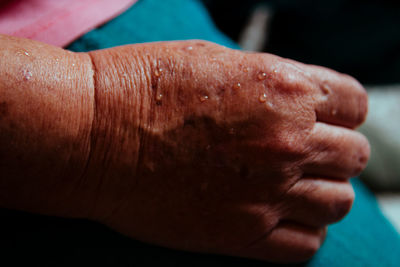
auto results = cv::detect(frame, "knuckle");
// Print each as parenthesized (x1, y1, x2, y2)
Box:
(272, 69, 308, 95)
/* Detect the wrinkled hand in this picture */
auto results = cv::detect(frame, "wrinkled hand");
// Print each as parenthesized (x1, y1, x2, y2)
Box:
(86, 41, 370, 263)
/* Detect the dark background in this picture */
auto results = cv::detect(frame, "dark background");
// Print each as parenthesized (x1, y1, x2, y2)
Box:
(202, 0, 400, 85)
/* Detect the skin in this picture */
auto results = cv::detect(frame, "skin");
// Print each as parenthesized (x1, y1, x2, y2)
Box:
(0, 35, 370, 263)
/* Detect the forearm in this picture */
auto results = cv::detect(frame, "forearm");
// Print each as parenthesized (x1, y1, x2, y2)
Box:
(0, 34, 94, 217)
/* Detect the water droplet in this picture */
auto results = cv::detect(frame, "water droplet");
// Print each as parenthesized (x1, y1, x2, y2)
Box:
(23, 70, 32, 81)
(24, 51, 29, 56)
(72, 63, 76, 67)
(156, 93, 163, 101)
(259, 93, 267, 103)
(154, 68, 163, 77)
(199, 95, 209, 102)
(233, 83, 241, 90)
(210, 57, 217, 61)
(257, 72, 267, 81)
(155, 93, 163, 105)
(186, 46, 193, 51)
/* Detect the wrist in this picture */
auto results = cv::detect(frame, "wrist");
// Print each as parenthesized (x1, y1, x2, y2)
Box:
(84, 46, 148, 220)
(0, 35, 95, 217)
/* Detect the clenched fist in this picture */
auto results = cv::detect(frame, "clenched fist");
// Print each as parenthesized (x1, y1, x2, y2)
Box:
(0, 36, 369, 263)
(87, 41, 369, 262)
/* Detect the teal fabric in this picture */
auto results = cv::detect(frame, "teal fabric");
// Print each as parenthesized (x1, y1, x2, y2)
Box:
(67, 0, 400, 265)
(68, 0, 237, 52)
(311, 179, 400, 266)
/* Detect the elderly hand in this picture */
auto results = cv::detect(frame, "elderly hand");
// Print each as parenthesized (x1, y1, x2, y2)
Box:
(86, 40, 369, 262)
(0, 36, 369, 263)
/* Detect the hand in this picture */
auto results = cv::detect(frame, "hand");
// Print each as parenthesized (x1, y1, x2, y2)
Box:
(84, 40, 369, 263)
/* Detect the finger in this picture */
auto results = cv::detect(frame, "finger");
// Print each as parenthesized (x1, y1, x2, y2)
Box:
(308, 65, 368, 129)
(275, 58, 368, 129)
(302, 122, 370, 179)
(237, 221, 326, 263)
(283, 178, 355, 227)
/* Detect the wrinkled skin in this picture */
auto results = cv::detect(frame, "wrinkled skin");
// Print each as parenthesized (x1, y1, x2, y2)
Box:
(82, 40, 370, 263)
(0, 35, 369, 263)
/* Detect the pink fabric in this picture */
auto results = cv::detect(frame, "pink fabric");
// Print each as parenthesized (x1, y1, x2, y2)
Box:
(0, 0, 137, 47)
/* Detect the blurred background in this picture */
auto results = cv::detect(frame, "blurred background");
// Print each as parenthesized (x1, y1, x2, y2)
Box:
(202, 0, 400, 232)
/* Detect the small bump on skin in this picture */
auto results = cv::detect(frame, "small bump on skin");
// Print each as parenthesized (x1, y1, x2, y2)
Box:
(257, 72, 267, 81)
(320, 83, 331, 95)
(321, 84, 330, 95)
(331, 109, 337, 115)
(229, 128, 235, 135)
(259, 93, 267, 103)
(23, 70, 32, 81)
(233, 83, 241, 90)
(156, 93, 163, 101)
(243, 67, 250, 73)
(154, 68, 163, 77)
(199, 95, 209, 102)
(155, 93, 163, 105)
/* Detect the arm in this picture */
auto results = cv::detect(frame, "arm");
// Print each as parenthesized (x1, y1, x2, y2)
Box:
(0, 34, 94, 217)
(0, 35, 369, 263)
